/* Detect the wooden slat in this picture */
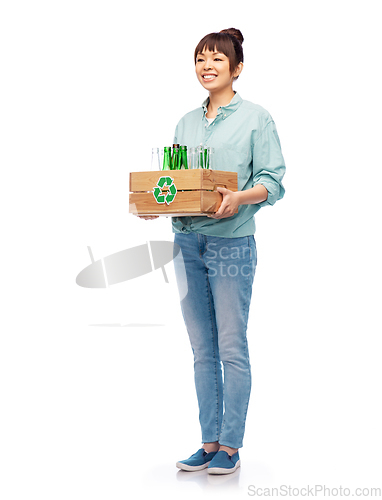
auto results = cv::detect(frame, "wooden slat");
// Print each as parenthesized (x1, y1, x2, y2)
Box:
(129, 169, 237, 193)
(129, 190, 239, 216)
(200, 170, 238, 192)
(129, 191, 217, 215)
(130, 170, 201, 192)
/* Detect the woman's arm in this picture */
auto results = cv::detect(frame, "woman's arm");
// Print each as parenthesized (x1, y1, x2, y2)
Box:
(236, 184, 268, 205)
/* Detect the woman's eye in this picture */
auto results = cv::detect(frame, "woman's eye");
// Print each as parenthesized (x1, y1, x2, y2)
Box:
(214, 58, 222, 61)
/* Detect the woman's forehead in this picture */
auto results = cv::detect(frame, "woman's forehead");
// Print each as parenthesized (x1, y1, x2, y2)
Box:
(197, 47, 225, 56)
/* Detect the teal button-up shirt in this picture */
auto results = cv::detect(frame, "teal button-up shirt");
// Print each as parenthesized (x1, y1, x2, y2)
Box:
(172, 92, 286, 238)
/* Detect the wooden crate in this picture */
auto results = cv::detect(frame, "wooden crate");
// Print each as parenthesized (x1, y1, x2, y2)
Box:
(129, 169, 238, 216)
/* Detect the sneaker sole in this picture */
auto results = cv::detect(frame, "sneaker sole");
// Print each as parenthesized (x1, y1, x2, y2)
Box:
(207, 460, 241, 475)
(176, 461, 211, 472)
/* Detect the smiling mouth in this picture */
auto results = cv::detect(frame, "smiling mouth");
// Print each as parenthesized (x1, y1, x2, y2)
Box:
(202, 74, 217, 81)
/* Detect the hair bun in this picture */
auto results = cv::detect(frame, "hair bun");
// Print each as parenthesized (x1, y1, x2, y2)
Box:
(219, 28, 244, 45)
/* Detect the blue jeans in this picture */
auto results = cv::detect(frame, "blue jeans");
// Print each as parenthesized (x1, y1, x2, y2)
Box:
(173, 232, 257, 449)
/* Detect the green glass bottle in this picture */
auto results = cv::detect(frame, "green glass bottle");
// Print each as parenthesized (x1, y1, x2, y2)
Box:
(179, 146, 188, 170)
(172, 145, 180, 170)
(204, 147, 209, 169)
(162, 147, 172, 170)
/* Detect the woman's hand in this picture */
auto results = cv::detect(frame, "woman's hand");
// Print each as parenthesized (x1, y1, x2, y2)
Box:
(207, 187, 240, 219)
(134, 215, 159, 220)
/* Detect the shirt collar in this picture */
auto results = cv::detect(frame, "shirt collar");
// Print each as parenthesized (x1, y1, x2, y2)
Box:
(202, 92, 243, 120)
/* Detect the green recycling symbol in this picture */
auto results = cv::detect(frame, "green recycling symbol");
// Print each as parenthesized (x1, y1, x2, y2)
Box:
(153, 176, 177, 205)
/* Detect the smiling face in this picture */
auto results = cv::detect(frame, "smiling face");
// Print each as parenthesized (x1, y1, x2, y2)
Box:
(195, 48, 242, 93)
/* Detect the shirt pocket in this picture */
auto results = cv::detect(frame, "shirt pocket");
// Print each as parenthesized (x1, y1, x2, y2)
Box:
(212, 141, 251, 190)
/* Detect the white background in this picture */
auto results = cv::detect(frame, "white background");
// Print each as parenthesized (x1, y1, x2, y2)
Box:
(1, 0, 381, 498)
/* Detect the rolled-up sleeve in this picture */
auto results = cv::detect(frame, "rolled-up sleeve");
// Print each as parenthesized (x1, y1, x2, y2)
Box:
(252, 120, 286, 207)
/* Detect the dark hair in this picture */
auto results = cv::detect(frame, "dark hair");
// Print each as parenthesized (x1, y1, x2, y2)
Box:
(194, 28, 244, 77)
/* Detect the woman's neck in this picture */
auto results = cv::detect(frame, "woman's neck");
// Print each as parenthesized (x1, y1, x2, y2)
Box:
(206, 88, 235, 118)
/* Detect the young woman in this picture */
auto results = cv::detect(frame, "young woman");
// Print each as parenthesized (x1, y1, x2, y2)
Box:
(142, 28, 285, 474)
